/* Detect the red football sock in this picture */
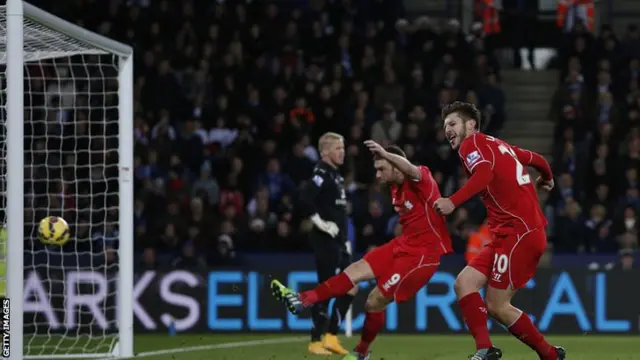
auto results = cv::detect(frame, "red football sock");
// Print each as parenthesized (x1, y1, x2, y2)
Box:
(354, 311, 385, 355)
(458, 292, 492, 350)
(299, 272, 354, 307)
(509, 312, 556, 360)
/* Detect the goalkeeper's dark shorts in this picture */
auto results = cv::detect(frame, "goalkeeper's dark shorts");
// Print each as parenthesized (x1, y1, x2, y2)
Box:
(309, 231, 352, 283)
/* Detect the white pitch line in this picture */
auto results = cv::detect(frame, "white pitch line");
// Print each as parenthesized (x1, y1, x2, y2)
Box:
(99, 336, 306, 360)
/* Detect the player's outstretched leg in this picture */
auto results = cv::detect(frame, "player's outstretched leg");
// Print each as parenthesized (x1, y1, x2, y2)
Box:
(270, 272, 354, 315)
(299, 271, 356, 306)
(270, 279, 304, 315)
(271, 260, 371, 315)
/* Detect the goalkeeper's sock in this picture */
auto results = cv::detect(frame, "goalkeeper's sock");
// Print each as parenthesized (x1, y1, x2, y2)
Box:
(458, 292, 493, 350)
(354, 311, 385, 356)
(328, 294, 355, 334)
(508, 312, 556, 360)
(299, 272, 355, 307)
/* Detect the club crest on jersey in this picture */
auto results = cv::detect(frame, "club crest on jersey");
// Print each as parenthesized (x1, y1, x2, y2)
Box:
(394, 200, 413, 214)
(466, 150, 481, 166)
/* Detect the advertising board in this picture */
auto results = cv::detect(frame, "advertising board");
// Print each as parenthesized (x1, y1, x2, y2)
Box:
(23, 268, 639, 334)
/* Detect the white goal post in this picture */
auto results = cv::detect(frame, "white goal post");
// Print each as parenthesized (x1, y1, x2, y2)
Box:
(2, 0, 134, 359)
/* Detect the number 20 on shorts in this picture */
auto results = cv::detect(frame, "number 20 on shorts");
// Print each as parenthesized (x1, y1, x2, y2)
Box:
(492, 254, 508, 275)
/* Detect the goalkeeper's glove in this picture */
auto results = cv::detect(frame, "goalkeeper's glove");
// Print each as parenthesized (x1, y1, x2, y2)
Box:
(310, 214, 339, 238)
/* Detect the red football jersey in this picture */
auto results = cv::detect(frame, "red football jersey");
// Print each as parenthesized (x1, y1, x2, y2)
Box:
(390, 166, 453, 255)
(458, 133, 547, 234)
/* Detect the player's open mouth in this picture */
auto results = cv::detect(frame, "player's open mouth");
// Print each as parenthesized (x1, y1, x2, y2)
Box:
(447, 134, 456, 143)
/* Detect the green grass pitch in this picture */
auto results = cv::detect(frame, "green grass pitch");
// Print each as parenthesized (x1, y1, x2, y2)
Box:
(129, 333, 640, 360)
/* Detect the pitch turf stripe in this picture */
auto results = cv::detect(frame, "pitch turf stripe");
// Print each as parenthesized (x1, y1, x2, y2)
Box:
(100, 336, 306, 359)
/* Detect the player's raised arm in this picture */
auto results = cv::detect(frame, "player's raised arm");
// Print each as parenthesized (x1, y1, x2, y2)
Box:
(363, 140, 422, 181)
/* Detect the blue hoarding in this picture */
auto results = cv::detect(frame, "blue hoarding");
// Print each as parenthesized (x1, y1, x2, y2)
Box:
(22, 268, 639, 334)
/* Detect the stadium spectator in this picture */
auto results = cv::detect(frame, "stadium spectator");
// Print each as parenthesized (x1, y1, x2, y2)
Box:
(19, 0, 508, 268)
(619, 248, 636, 270)
(549, 20, 639, 263)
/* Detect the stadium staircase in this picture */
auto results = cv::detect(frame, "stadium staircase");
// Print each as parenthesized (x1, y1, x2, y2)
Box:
(500, 70, 558, 164)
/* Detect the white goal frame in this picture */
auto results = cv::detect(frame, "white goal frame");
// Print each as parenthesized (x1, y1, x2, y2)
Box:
(5, 0, 134, 359)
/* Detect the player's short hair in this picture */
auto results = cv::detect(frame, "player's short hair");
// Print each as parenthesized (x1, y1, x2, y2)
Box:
(374, 145, 406, 160)
(441, 101, 482, 130)
(385, 145, 406, 158)
(318, 132, 344, 153)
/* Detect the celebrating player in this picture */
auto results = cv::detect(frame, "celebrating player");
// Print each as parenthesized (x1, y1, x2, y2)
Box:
(434, 101, 565, 360)
(271, 142, 452, 360)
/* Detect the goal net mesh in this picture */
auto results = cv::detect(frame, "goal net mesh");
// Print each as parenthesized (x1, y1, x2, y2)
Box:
(0, 6, 122, 358)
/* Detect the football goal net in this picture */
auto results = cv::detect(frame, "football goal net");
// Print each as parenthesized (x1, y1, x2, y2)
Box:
(0, 1, 134, 358)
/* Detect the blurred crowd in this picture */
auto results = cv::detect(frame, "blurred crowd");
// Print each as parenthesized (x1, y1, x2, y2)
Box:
(16, 0, 504, 269)
(125, 0, 506, 268)
(548, 21, 639, 263)
(19, 0, 636, 270)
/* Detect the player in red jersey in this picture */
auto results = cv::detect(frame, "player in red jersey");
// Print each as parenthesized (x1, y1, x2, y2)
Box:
(434, 102, 565, 360)
(271, 141, 452, 360)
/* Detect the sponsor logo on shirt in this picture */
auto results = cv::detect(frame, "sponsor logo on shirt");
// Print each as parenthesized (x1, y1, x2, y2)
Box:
(466, 150, 481, 167)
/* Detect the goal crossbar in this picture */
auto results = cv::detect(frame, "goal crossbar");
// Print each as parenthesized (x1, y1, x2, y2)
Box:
(4, 0, 134, 359)
(1, 2, 133, 64)
(25, 1, 131, 56)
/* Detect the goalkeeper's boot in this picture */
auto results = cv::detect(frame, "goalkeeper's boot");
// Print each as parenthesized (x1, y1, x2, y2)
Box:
(468, 346, 503, 360)
(323, 333, 349, 355)
(270, 279, 304, 315)
(549, 346, 566, 360)
(308, 341, 332, 356)
(341, 350, 370, 360)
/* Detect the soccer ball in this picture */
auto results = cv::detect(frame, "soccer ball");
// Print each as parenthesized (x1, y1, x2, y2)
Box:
(38, 216, 70, 246)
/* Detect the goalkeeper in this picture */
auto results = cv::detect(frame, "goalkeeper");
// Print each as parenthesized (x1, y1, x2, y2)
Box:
(297, 132, 357, 356)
